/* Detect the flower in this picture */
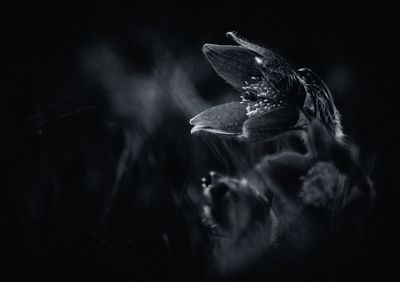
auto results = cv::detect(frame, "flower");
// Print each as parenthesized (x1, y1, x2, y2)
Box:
(189, 32, 344, 142)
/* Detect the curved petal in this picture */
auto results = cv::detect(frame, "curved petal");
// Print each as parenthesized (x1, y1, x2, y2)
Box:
(227, 32, 293, 76)
(242, 105, 300, 142)
(189, 102, 248, 135)
(202, 44, 261, 90)
(226, 31, 268, 57)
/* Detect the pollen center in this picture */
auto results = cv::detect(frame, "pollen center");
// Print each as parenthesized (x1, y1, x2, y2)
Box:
(240, 78, 285, 118)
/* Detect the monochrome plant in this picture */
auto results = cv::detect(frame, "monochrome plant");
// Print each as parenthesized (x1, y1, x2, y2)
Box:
(190, 32, 343, 142)
(189, 32, 374, 276)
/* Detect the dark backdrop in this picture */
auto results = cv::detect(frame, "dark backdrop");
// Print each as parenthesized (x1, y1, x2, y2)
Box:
(1, 3, 397, 281)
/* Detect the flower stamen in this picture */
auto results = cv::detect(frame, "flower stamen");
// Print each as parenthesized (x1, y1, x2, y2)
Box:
(241, 78, 287, 117)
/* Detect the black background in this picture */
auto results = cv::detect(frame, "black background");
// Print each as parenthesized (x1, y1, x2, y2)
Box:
(2, 2, 398, 281)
